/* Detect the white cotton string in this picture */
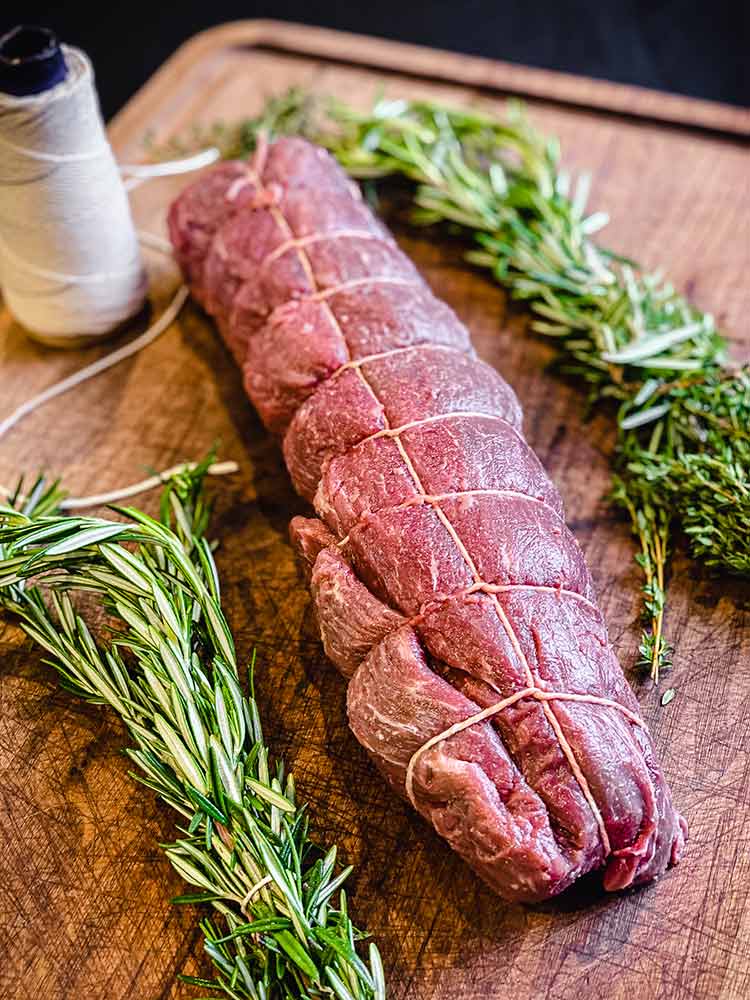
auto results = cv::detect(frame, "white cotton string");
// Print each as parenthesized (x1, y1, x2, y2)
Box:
(0, 460, 239, 510)
(239, 875, 275, 916)
(59, 460, 239, 509)
(404, 685, 645, 809)
(0, 159, 221, 444)
(0, 43, 223, 452)
(0, 46, 147, 345)
(0, 284, 188, 443)
(120, 146, 220, 191)
(137, 230, 174, 254)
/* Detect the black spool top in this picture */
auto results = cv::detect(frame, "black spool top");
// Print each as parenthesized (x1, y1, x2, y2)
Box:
(0, 25, 67, 97)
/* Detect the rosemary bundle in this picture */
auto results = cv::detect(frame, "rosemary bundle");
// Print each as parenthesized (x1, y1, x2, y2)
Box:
(169, 90, 748, 682)
(0, 467, 384, 1000)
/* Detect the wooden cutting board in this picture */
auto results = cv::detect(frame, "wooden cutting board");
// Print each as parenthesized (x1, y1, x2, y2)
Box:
(1, 20, 749, 1000)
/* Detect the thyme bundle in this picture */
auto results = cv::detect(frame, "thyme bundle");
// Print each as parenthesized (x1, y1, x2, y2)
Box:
(172, 90, 748, 682)
(0, 467, 384, 1000)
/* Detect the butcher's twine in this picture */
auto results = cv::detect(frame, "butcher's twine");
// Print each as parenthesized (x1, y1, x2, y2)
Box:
(0, 460, 239, 511)
(405, 682, 646, 850)
(239, 875, 274, 916)
(0, 46, 148, 344)
(0, 143, 220, 444)
(0, 79, 654, 856)
(0, 42, 226, 502)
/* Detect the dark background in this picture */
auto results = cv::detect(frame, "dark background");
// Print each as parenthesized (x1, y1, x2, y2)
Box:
(4, 1, 748, 120)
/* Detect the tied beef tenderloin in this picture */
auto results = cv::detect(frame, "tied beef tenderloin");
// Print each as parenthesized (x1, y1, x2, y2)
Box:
(168, 137, 686, 902)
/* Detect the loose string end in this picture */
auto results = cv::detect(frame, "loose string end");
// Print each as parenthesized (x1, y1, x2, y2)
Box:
(0, 459, 239, 512)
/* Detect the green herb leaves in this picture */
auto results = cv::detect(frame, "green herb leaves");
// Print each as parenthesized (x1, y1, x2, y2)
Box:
(0, 468, 382, 998)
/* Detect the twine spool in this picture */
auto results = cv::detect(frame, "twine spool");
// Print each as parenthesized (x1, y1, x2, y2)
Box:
(0, 28, 147, 347)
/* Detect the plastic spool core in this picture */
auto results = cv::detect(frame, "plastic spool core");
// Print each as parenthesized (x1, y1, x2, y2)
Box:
(0, 25, 67, 96)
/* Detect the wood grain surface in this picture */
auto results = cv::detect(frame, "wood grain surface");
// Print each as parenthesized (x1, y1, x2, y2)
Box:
(1, 21, 749, 1000)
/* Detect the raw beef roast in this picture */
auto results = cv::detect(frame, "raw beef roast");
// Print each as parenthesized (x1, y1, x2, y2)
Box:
(168, 137, 686, 902)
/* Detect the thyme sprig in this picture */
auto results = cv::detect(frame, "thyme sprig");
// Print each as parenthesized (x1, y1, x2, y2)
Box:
(0, 465, 384, 1000)
(174, 90, 748, 682)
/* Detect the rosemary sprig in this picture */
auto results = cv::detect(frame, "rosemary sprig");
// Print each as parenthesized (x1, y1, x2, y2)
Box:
(0, 466, 384, 1000)
(171, 89, 748, 683)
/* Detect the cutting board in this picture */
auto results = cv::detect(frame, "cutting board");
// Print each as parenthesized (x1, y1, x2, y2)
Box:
(1, 20, 749, 1000)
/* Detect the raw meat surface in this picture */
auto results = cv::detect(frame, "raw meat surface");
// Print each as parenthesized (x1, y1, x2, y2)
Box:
(168, 137, 686, 902)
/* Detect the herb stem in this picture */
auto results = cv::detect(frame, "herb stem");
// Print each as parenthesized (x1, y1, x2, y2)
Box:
(0, 465, 383, 999)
